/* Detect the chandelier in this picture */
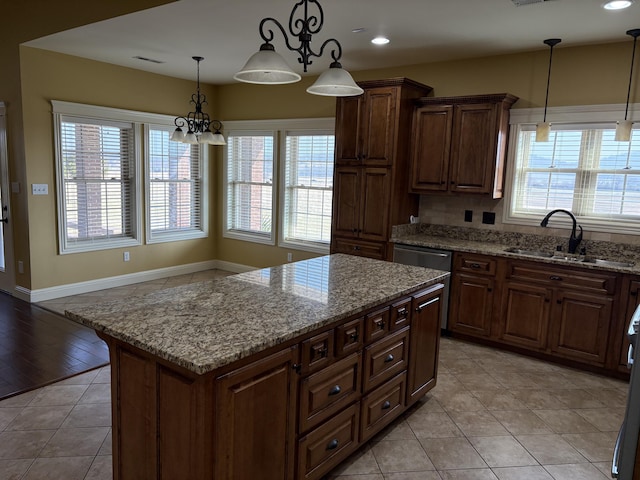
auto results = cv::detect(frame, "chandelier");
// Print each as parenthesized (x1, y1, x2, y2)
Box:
(171, 56, 226, 145)
(234, 0, 364, 97)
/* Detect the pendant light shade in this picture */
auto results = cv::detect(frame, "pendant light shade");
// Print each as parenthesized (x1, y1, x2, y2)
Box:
(306, 62, 364, 96)
(615, 29, 640, 142)
(233, 43, 301, 85)
(536, 38, 561, 142)
(235, 0, 361, 96)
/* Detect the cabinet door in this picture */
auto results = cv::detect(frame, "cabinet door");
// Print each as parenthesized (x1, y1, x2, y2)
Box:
(359, 167, 390, 241)
(407, 286, 442, 406)
(215, 346, 298, 480)
(549, 290, 613, 366)
(332, 167, 361, 238)
(449, 273, 494, 337)
(449, 103, 498, 194)
(360, 87, 397, 166)
(499, 281, 551, 350)
(335, 96, 362, 164)
(620, 280, 640, 370)
(410, 105, 453, 192)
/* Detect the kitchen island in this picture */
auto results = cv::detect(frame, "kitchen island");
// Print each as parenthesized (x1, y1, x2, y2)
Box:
(65, 254, 448, 480)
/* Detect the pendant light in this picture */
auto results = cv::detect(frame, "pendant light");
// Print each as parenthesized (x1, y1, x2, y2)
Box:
(536, 38, 562, 142)
(234, 0, 364, 97)
(615, 29, 640, 142)
(171, 56, 226, 145)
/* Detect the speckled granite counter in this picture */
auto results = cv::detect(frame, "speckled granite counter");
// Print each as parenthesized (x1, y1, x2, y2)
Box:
(392, 224, 640, 275)
(65, 254, 447, 375)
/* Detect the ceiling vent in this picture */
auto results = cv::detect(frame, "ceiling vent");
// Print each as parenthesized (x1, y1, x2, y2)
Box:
(133, 56, 165, 64)
(511, 0, 551, 5)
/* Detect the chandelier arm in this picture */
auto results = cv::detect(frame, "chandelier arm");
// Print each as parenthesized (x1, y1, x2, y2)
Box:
(289, 0, 323, 36)
(259, 17, 296, 50)
(312, 37, 343, 64)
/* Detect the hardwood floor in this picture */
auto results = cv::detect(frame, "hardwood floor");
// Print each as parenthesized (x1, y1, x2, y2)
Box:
(0, 293, 109, 400)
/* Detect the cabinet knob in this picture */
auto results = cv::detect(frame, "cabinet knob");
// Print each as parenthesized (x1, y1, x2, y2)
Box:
(470, 263, 481, 269)
(326, 439, 339, 451)
(384, 354, 395, 363)
(397, 308, 408, 318)
(350, 332, 359, 341)
(557, 299, 562, 304)
(328, 385, 342, 396)
(381, 400, 391, 410)
(549, 275, 563, 281)
(631, 290, 638, 297)
(377, 320, 386, 330)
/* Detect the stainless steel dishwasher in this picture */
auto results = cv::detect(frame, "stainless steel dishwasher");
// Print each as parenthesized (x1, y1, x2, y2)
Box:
(393, 244, 452, 330)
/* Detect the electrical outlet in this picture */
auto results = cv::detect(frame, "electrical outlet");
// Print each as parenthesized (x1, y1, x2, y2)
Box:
(464, 210, 473, 222)
(287, 252, 293, 262)
(482, 211, 496, 225)
(31, 184, 48, 195)
(123, 251, 130, 262)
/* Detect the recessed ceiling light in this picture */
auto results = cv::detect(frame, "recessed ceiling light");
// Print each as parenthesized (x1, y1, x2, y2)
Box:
(371, 36, 390, 45)
(603, 0, 633, 10)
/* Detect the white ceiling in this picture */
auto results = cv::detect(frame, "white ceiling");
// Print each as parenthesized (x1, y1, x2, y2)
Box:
(24, 0, 640, 85)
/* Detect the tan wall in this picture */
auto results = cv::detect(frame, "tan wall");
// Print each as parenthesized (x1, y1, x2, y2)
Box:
(215, 41, 639, 265)
(20, 47, 218, 289)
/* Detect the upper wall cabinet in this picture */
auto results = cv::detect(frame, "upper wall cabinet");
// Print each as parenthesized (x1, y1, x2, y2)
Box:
(409, 93, 518, 198)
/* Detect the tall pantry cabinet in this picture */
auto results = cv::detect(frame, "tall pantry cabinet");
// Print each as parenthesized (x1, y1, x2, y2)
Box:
(330, 78, 433, 261)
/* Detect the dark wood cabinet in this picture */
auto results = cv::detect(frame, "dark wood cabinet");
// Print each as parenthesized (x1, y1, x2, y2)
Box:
(407, 285, 442, 406)
(215, 346, 299, 480)
(410, 93, 517, 198)
(499, 281, 551, 350)
(331, 78, 432, 260)
(449, 253, 496, 338)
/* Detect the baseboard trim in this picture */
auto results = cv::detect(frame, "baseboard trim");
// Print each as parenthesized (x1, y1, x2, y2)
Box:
(21, 260, 255, 303)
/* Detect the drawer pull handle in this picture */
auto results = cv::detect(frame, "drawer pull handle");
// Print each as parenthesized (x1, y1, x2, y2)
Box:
(350, 332, 359, 341)
(550, 275, 562, 281)
(470, 263, 481, 269)
(384, 354, 395, 363)
(381, 400, 391, 410)
(377, 320, 386, 330)
(416, 297, 440, 312)
(326, 439, 339, 451)
(328, 385, 341, 396)
(397, 308, 408, 318)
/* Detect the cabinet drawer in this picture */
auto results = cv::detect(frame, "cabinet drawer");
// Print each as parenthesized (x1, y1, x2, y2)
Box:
(363, 327, 409, 392)
(297, 403, 360, 480)
(508, 262, 616, 294)
(299, 353, 361, 433)
(301, 330, 334, 374)
(335, 317, 364, 357)
(364, 306, 390, 344)
(332, 238, 387, 260)
(455, 253, 496, 275)
(360, 372, 407, 442)
(390, 298, 411, 331)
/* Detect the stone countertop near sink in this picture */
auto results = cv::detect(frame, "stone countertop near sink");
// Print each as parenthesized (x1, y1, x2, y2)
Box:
(65, 254, 448, 376)
(392, 224, 640, 275)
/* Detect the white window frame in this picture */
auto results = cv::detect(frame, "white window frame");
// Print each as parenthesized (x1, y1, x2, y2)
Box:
(222, 118, 335, 251)
(144, 124, 208, 244)
(503, 103, 640, 235)
(223, 128, 277, 245)
(279, 128, 335, 254)
(53, 101, 143, 254)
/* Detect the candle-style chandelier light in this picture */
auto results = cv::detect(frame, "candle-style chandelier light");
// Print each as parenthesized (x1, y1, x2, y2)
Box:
(234, 0, 364, 97)
(171, 56, 226, 145)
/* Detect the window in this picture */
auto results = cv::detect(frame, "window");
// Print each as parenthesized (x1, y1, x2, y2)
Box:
(223, 118, 335, 251)
(505, 105, 640, 234)
(145, 125, 206, 243)
(54, 112, 140, 253)
(282, 132, 334, 251)
(224, 131, 276, 244)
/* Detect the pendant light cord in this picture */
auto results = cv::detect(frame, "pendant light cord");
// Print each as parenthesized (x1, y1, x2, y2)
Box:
(542, 39, 561, 123)
(624, 30, 640, 121)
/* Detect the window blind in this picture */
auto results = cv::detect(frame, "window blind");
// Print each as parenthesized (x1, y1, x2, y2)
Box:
(225, 133, 275, 242)
(59, 116, 136, 250)
(146, 126, 204, 242)
(512, 125, 640, 225)
(283, 133, 334, 247)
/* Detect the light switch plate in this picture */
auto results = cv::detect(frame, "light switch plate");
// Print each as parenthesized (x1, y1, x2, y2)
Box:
(32, 184, 48, 195)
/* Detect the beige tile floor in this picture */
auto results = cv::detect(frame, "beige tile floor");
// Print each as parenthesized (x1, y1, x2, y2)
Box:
(1, 270, 628, 480)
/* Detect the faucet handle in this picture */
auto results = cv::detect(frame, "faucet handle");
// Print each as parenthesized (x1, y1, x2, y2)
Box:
(556, 245, 563, 252)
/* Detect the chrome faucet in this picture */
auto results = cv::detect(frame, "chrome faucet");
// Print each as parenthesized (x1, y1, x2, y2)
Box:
(540, 209, 583, 254)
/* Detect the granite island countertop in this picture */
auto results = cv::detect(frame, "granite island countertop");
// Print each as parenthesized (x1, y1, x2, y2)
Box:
(65, 254, 448, 375)
(392, 229, 640, 274)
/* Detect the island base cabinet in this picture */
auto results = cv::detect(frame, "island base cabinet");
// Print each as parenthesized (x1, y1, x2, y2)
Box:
(100, 336, 214, 480)
(407, 285, 442, 406)
(215, 346, 299, 480)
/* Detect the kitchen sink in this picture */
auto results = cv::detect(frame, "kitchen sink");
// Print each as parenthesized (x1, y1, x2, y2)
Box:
(504, 247, 635, 268)
(504, 247, 554, 258)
